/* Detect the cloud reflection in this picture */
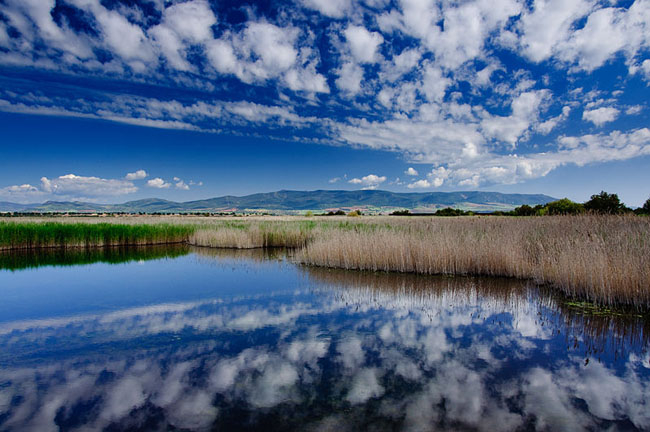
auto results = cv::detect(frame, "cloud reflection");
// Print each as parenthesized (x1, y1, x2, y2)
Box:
(0, 253, 648, 431)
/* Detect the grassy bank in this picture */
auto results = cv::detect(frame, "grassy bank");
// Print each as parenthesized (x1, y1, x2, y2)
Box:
(0, 222, 194, 250)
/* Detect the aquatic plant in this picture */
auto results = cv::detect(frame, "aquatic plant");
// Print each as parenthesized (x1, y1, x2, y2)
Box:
(2, 215, 649, 308)
(0, 222, 194, 250)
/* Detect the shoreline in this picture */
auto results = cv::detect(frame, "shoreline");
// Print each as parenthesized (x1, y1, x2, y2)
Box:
(1, 216, 648, 309)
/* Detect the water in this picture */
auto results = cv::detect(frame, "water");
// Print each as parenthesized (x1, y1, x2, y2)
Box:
(0, 246, 648, 431)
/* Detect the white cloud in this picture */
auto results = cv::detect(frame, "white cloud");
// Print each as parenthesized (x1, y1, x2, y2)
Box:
(344, 26, 384, 64)
(517, 0, 592, 63)
(205, 21, 328, 93)
(380, 48, 421, 82)
(328, 177, 341, 184)
(175, 180, 190, 190)
(405, 167, 418, 176)
(125, 170, 148, 180)
(480, 90, 550, 146)
(147, 178, 171, 189)
(0, 183, 44, 202)
(407, 179, 431, 189)
(39, 174, 137, 197)
(69, 0, 156, 70)
(348, 174, 387, 189)
(557, 2, 650, 72)
(1, 173, 138, 203)
(149, 0, 217, 71)
(535, 106, 571, 135)
(517, 1, 650, 73)
(421, 63, 452, 103)
(625, 105, 643, 115)
(379, 0, 521, 69)
(301, 0, 351, 18)
(335, 62, 364, 95)
(582, 107, 620, 126)
(433, 128, 650, 187)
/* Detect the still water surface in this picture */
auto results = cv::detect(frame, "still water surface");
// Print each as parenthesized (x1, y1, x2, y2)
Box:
(0, 246, 648, 431)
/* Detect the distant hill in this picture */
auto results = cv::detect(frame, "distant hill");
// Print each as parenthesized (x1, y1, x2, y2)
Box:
(0, 190, 556, 214)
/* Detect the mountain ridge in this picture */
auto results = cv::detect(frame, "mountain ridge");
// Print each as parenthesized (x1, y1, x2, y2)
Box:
(0, 190, 556, 213)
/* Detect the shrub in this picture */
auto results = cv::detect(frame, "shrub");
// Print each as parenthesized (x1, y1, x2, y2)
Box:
(347, 210, 362, 217)
(434, 207, 471, 216)
(513, 204, 536, 216)
(545, 198, 584, 215)
(391, 209, 411, 216)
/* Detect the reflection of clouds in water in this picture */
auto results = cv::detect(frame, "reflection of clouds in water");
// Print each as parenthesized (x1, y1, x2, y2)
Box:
(0, 268, 649, 430)
(346, 368, 384, 404)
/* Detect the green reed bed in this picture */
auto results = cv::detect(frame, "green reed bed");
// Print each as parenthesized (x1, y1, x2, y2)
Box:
(0, 222, 195, 250)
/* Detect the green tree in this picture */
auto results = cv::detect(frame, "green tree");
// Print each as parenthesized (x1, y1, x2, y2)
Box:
(584, 191, 626, 214)
(635, 197, 650, 215)
(545, 198, 584, 215)
(434, 207, 471, 216)
(513, 204, 536, 216)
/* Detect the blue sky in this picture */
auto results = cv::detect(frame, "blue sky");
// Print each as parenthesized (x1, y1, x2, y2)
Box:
(0, 0, 648, 205)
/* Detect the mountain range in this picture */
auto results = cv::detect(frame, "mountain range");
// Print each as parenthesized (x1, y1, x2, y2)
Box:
(0, 190, 556, 214)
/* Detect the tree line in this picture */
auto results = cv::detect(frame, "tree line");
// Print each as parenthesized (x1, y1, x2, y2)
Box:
(391, 192, 650, 216)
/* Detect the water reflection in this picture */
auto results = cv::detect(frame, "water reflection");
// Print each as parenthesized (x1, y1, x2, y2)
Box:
(0, 244, 190, 271)
(0, 247, 648, 431)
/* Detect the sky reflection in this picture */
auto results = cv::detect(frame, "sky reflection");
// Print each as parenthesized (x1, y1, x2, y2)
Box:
(0, 248, 648, 431)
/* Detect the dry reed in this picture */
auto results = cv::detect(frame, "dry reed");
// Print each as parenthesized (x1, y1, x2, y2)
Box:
(2, 215, 648, 308)
(297, 215, 650, 309)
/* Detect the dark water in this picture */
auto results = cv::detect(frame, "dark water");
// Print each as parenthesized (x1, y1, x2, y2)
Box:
(0, 247, 648, 431)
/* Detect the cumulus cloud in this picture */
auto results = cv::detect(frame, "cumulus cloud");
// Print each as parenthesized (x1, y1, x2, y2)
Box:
(0, 173, 138, 203)
(517, 0, 592, 63)
(407, 179, 431, 189)
(480, 90, 550, 147)
(175, 180, 190, 190)
(0, 0, 648, 193)
(125, 170, 148, 180)
(335, 62, 365, 95)
(348, 174, 387, 189)
(205, 21, 328, 93)
(147, 178, 171, 189)
(404, 167, 418, 176)
(149, 0, 217, 71)
(582, 107, 620, 126)
(301, 0, 351, 18)
(344, 26, 384, 64)
(39, 174, 137, 197)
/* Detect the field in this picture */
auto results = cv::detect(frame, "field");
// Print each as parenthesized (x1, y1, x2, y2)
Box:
(1, 215, 649, 308)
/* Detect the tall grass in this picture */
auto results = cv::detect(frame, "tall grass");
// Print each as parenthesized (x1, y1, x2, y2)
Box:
(297, 215, 650, 309)
(0, 222, 194, 250)
(188, 220, 319, 248)
(2, 215, 648, 308)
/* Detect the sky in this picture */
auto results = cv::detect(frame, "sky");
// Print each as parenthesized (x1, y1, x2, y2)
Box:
(0, 0, 648, 206)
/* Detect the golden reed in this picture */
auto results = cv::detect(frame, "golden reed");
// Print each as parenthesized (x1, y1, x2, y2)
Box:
(295, 215, 650, 309)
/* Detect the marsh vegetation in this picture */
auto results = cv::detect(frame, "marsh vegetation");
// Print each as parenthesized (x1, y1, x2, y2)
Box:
(1, 215, 649, 308)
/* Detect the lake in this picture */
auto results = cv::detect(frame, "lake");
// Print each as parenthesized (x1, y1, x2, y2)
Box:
(0, 246, 648, 431)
